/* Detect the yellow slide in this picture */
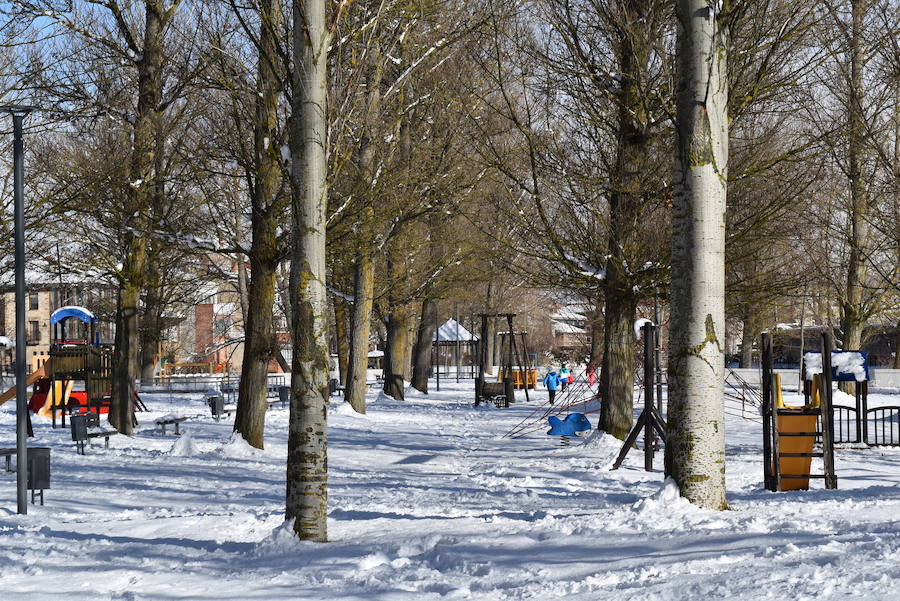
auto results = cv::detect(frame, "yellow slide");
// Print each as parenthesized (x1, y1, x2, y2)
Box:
(36, 379, 75, 418)
(775, 373, 818, 491)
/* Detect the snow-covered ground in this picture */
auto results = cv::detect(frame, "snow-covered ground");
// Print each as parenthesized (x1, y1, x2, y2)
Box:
(1, 380, 900, 600)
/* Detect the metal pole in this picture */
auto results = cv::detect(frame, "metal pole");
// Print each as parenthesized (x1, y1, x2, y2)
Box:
(653, 297, 663, 408)
(13, 112, 28, 514)
(643, 322, 654, 471)
(434, 304, 440, 392)
(455, 304, 460, 384)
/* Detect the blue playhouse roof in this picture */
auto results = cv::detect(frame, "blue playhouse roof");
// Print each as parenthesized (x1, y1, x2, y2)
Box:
(50, 305, 96, 325)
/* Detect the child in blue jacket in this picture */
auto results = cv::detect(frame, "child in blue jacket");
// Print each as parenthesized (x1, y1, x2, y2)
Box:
(543, 370, 561, 405)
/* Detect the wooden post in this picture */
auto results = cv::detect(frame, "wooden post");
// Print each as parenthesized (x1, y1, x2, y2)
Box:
(761, 331, 775, 491)
(820, 332, 837, 489)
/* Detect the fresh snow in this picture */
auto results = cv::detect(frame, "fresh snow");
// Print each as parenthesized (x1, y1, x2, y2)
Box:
(804, 351, 868, 382)
(1, 380, 900, 600)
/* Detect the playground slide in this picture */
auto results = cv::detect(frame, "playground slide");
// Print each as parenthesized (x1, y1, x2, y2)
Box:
(34, 379, 75, 417)
(774, 373, 815, 491)
(0, 362, 47, 407)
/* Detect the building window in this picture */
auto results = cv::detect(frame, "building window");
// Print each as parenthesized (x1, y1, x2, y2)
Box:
(28, 292, 38, 311)
(28, 321, 40, 345)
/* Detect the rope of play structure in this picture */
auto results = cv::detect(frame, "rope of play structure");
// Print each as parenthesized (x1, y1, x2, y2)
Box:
(503, 368, 597, 439)
(504, 367, 763, 439)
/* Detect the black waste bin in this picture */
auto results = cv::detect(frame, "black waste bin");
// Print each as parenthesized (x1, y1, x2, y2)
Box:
(27, 447, 50, 505)
(70, 414, 88, 454)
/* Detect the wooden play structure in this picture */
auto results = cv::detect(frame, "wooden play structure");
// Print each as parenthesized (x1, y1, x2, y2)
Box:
(762, 331, 837, 492)
(0, 306, 143, 429)
(475, 313, 530, 407)
(497, 331, 537, 390)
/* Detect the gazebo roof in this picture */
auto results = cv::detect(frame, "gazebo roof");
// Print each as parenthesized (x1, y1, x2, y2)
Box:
(433, 319, 478, 343)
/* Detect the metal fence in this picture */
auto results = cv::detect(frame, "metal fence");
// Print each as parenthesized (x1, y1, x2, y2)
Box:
(827, 405, 900, 446)
(137, 374, 286, 404)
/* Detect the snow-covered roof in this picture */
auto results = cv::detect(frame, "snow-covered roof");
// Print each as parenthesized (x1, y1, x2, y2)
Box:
(433, 319, 478, 342)
(50, 305, 96, 324)
(552, 321, 586, 335)
(550, 307, 586, 322)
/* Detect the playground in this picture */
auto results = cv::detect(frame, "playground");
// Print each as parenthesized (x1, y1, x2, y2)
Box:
(2, 375, 900, 600)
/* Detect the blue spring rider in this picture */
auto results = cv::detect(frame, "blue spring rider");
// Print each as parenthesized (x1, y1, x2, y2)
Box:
(547, 413, 592, 437)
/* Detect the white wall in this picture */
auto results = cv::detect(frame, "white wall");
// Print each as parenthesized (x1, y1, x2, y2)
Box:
(727, 368, 900, 390)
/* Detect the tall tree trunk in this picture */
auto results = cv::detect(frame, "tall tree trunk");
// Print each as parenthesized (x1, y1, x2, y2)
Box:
(139, 259, 163, 380)
(110, 0, 166, 434)
(342, 52, 381, 413)
(286, 0, 329, 543)
(345, 252, 374, 413)
(599, 293, 636, 439)
(383, 303, 409, 400)
(334, 299, 350, 386)
(841, 0, 869, 355)
(411, 297, 437, 393)
(599, 6, 644, 440)
(740, 304, 755, 368)
(666, 0, 728, 511)
(234, 0, 284, 449)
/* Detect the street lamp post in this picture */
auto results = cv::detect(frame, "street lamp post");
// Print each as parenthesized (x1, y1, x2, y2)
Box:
(2, 105, 36, 515)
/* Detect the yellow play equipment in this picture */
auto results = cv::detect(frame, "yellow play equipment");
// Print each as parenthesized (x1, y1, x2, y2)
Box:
(498, 368, 538, 390)
(762, 330, 837, 492)
(773, 374, 819, 491)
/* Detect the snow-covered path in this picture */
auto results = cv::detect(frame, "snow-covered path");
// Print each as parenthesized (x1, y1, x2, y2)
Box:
(1, 381, 900, 600)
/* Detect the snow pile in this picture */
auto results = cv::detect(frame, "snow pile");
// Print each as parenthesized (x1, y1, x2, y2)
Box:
(3, 379, 900, 600)
(221, 432, 266, 459)
(833, 352, 867, 382)
(833, 389, 856, 406)
(631, 478, 693, 516)
(332, 401, 369, 418)
(804, 351, 867, 381)
(404, 385, 429, 400)
(168, 432, 199, 457)
(253, 519, 309, 556)
(155, 413, 179, 423)
(375, 390, 395, 403)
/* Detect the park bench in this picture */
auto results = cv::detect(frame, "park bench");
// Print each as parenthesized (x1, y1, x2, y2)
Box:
(480, 382, 509, 408)
(1, 447, 15, 472)
(71, 412, 118, 454)
(155, 415, 188, 435)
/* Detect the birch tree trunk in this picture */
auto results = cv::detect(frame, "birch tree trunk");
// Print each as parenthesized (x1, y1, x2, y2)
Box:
(234, 0, 284, 449)
(411, 297, 437, 393)
(286, 0, 329, 542)
(666, 0, 728, 510)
